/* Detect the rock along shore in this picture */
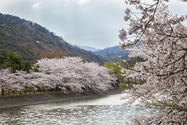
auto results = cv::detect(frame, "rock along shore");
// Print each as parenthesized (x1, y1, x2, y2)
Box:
(0, 88, 123, 109)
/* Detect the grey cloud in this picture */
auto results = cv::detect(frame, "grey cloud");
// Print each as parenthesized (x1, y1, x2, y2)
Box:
(0, 0, 186, 49)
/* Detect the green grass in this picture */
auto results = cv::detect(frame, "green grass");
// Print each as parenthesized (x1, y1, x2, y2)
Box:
(0, 87, 76, 97)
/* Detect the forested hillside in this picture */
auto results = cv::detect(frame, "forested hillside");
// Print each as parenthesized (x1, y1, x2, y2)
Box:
(0, 13, 107, 65)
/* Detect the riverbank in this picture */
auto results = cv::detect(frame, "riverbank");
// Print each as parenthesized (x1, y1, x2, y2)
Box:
(0, 88, 124, 109)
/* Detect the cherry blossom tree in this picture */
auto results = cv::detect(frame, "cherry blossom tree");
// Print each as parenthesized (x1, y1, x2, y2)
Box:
(14, 70, 44, 93)
(119, 0, 187, 124)
(0, 57, 115, 95)
(0, 69, 23, 96)
(34, 57, 116, 93)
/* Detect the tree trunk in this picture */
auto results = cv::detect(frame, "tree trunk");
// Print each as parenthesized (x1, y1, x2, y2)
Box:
(24, 86, 27, 94)
(1, 88, 4, 96)
(8, 89, 10, 95)
(56, 85, 59, 91)
(42, 87, 45, 93)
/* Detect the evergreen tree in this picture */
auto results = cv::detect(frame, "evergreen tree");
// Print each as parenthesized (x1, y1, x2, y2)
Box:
(0, 55, 5, 69)
(5, 52, 31, 73)
(23, 61, 31, 73)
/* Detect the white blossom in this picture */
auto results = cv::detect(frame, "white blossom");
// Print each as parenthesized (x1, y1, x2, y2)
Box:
(119, 0, 187, 124)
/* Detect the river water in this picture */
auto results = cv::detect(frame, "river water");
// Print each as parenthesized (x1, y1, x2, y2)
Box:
(0, 93, 155, 125)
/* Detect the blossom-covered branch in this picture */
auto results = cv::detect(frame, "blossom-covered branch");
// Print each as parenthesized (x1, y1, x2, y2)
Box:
(119, 0, 187, 124)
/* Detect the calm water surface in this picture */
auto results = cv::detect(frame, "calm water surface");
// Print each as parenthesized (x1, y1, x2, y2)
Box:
(0, 93, 155, 125)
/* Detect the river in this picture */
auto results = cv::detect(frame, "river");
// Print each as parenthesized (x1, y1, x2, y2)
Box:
(0, 93, 155, 125)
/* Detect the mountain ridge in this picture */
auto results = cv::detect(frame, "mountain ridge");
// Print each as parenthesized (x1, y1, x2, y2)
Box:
(94, 45, 129, 61)
(78, 45, 99, 52)
(0, 13, 107, 65)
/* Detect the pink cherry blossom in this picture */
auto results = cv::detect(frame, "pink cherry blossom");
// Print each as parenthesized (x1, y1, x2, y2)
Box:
(0, 57, 116, 95)
(119, 0, 187, 124)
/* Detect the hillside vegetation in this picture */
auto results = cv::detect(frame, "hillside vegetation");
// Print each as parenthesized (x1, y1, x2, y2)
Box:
(0, 13, 107, 65)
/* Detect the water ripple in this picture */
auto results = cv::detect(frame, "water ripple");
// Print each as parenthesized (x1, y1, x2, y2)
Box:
(0, 94, 155, 125)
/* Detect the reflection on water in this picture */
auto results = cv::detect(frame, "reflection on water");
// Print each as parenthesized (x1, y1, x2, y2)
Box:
(0, 94, 155, 125)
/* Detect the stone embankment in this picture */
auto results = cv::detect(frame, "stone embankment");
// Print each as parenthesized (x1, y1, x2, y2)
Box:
(0, 88, 123, 109)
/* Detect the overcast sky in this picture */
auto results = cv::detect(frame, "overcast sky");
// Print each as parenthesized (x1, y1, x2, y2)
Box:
(0, 0, 187, 49)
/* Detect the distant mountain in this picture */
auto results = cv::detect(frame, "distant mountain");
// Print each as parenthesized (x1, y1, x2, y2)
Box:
(94, 42, 143, 61)
(0, 13, 107, 65)
(94, 45, 129, 61)
(78, 45, 99, 52)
